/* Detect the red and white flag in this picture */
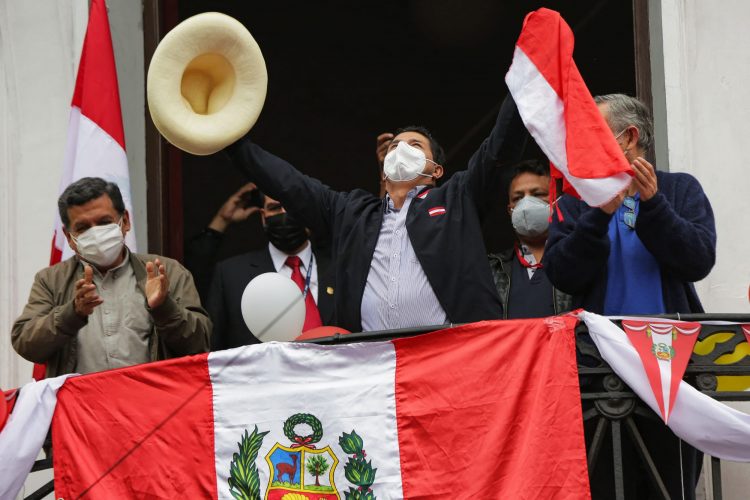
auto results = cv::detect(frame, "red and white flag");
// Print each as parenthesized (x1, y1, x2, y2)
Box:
(8, 319, 589, 499)
(505, 8, 633, 207)
(51, 0, 136, 264)
(582, 311, 750, 461)
(35, 0, 136, 382)
(621, 320, 701, 423)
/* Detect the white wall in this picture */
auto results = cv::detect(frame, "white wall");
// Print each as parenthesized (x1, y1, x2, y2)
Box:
(0, 0, 89, 391)
(652, 0, 750, 314)
(651, 1, 750, 498)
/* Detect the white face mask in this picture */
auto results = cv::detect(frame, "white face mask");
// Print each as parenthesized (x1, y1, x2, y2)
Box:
(383, 141, 437, 182)
(71, 219, 125, 267)
(511, 196, 550, 238)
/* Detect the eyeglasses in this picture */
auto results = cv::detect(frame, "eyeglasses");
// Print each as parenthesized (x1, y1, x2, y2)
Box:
(622, 196, 637, 229)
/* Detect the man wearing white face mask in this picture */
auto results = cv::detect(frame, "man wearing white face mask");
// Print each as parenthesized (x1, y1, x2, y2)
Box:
(226, 93, 527, 332)
(12, 177, 211, 377)
(488, 161, 571, 318)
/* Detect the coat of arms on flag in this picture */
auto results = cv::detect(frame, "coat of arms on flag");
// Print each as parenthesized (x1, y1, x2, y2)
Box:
(621, 320, 701, 423)
(228, 413, 378, 500)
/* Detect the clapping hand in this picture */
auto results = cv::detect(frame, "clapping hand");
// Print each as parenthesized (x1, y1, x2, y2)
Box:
(145, 258, 169, 309)
(74, 265, 102, 317)
(631, 157, 658, 201)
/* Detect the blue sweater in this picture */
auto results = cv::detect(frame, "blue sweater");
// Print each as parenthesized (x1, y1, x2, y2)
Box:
(544, 170, 716, 314)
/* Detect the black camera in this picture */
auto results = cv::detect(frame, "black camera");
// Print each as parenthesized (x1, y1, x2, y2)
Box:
(238, 189, 264, 209)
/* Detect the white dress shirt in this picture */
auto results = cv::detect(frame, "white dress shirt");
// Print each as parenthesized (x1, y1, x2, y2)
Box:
(360, 186, 448, 331)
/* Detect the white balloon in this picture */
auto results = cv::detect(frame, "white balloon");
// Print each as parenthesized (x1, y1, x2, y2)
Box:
(240, 273, 305, 342)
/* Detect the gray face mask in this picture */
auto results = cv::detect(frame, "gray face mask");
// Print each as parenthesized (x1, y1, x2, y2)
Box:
(511, 196, 550, 238)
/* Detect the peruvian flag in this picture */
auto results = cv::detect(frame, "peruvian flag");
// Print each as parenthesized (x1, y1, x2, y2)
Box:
(2, 319, 591, 499)
(582, 312, 750, 462)
(621, 320, 701, 423)
(505, 8, 633, 207)
(35, 0, 137, 381)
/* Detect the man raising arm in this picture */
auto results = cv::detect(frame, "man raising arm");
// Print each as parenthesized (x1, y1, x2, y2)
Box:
(225, 92, 527, 332)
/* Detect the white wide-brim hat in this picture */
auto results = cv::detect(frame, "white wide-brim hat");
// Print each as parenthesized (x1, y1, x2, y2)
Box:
(147, 12, 267, 156)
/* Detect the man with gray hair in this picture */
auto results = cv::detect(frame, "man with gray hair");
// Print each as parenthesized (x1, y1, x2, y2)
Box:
(544, 94, 716, 498)
(12, 177, 211, 377)
(545, 93, 715, 316)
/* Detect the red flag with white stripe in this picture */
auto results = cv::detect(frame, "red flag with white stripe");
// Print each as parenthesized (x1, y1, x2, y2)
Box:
(41, 320, 589, 499)
(35, 0, 137, 381)
(505, 8, 633, 207)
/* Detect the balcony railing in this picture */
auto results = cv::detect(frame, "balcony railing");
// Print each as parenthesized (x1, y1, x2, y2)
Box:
(23, 313, 750, 500)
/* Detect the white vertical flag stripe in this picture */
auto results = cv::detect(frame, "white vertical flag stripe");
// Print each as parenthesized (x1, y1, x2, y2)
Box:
(209, 342, 404, 499)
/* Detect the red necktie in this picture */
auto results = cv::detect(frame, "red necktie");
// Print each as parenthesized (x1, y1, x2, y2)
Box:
(285, 256, 323, 332)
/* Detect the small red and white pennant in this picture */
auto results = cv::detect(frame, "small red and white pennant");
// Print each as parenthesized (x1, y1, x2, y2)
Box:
(621, 320, 701, 423)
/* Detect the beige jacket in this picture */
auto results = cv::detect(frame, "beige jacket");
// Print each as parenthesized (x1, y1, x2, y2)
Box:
(11, 253, 211, 377)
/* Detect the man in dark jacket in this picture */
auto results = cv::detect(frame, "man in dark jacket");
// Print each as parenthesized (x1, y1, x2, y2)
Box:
(488, 160, 571, 318)
(544, 94, 716, 500)
(226, 93, 526, 332)
(544, 94, 716, 315)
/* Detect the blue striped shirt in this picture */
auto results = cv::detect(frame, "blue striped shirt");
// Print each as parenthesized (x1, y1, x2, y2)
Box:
(360, 187, 448, 331)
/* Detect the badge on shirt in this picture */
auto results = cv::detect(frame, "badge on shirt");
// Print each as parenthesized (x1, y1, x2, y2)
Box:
(428, 206, 446, 217)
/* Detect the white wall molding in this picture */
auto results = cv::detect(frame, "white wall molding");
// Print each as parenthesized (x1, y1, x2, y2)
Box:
(0, 1, 24, 390)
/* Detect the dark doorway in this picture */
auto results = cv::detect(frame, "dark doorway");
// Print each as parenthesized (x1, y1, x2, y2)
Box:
(151, 0, 639, 264)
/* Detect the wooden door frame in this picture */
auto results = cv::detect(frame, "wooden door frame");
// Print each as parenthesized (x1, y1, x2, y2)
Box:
(143, 0, 183, 258)
(632, 0, 657, 165)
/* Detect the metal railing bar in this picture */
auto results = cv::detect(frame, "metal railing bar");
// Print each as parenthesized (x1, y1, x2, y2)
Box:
(624, 416, 671, 499)
(30, 458, 52, 472)
(300, 323, 454, 344)
(612, 419, 626, 500)
(23, 479, 54, 500)
(587, 417, 608, 473)
(581, 392, 638, 400)
(711, 456, 723, 500)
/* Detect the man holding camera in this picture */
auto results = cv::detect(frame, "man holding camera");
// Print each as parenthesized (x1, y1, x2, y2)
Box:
(187, 184, 335, 350)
